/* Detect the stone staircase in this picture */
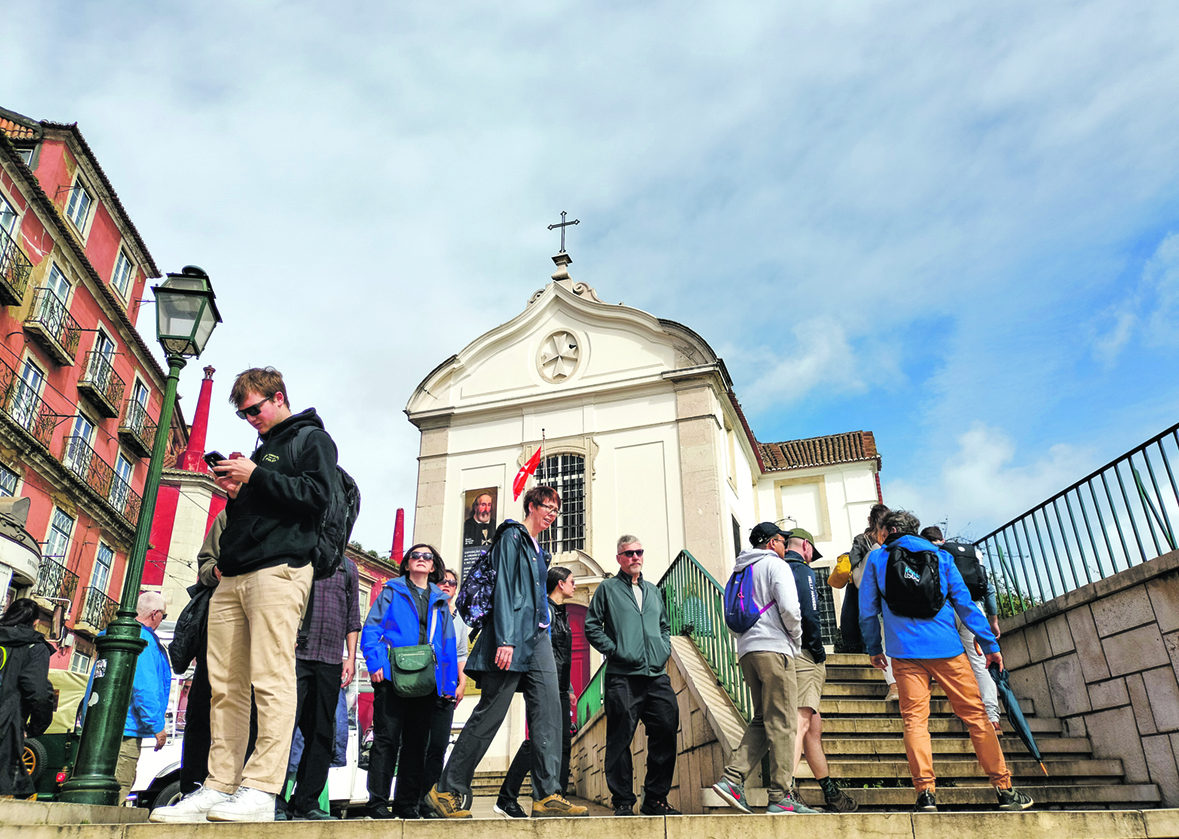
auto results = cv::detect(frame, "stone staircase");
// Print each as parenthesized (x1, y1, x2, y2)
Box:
(701, 653, 1162, 812)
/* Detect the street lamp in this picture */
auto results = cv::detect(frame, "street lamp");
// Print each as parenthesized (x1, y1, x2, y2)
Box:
(61, 266, 220, 805)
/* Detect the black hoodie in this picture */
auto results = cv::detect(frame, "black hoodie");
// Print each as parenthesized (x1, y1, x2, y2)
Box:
(217, 408, 338, 577)
(0, 624, 54, 795)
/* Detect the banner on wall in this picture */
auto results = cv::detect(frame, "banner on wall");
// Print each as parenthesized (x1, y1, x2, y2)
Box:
(460, 486, 499, 582)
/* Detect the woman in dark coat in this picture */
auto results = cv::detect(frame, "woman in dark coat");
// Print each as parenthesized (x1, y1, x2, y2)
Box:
(0, 598, 55, 797)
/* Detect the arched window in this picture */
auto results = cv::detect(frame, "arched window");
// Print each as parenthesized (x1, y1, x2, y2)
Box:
(537, 453, 585, 554)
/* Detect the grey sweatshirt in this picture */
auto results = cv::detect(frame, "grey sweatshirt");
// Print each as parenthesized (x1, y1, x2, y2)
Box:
(731, 547, 802, 659)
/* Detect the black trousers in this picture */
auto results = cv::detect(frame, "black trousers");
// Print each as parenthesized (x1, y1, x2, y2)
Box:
(840, 580, 864, 653)
(419, 694, 456, 814)
(499, 697, 573, 801)
(604, 673, 678, 809)
(367, 681, 435, 816)
(179, 658, 212, 795)
(288, 660, 341, 813)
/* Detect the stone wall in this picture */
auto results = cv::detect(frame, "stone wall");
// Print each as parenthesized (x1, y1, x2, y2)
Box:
(1001, 548, 1179, 806)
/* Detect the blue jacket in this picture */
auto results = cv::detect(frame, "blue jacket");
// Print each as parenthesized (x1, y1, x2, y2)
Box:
(858, 534, 998, 660)
(84, 623, 172, 738)
(785, 552, 826, 663)
(361, 576, 458, 696)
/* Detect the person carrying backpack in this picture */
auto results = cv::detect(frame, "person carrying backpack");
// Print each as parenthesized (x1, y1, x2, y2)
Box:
(0, 598, 54, 798)
(711, 522, 816, 815)
(859, 511, 1032, 814)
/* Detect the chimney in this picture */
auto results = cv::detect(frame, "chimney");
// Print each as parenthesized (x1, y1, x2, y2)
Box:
(390, 508, 405, 565)
(179, 366, 216, 472)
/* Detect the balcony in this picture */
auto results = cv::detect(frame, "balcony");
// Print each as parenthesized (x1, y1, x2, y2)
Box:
(74, 585, 119, 636)
(59, 435, 142, 526)
(0, 360, 65, 449)
(32, 556, 79, 611)
(76, 351, 125, 418)
(24, 287, 81, 366)
(0, 224, 32, 306)
(118, 399, 157, 458)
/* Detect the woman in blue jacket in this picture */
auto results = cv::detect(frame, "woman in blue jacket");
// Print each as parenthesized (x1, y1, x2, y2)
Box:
(360, 544, 457, 819)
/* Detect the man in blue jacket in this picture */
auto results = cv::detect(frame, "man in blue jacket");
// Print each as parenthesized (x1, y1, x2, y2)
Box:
(859, 511, 1033, 813)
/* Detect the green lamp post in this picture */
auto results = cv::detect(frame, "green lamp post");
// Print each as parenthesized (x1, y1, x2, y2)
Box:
(60, 266, 221, 805)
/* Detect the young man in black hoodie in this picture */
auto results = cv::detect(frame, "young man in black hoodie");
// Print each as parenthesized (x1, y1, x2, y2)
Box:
(153, 367, 337, 823)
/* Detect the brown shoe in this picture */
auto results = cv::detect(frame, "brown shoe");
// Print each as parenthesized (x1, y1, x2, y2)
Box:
(533, 794, 589, 817)
(426, 785, 471, 819)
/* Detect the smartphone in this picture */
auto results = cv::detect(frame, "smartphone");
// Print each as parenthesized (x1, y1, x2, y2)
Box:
(203, 450, 226, 469)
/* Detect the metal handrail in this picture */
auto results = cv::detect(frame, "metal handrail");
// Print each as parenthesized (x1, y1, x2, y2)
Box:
(78, 351, 126, 408)
(78, 585, 118, 633)
(34, 556, 79, 604)
(576, 660, 606, 729)
(59, 435, 141, 525)
(0, 360, 64, 448)
(120, 398, 157, 443)
(975, 420, 1179, 615)
(26, 287, 82, 358)
(0, 224, 33, 300)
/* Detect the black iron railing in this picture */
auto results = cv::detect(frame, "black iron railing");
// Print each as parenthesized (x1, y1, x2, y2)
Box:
(118, 399, 156, 457)
(77, 351, 125, 413)
(975, 421, 1179, 614)
(0, 224, 32, 305)
(0, 360, 63, 448)
(25, 287, 81, 360)
(33, 556, 79, 604)
(78, 585, 118, 633)
(59, 435, 141, 525)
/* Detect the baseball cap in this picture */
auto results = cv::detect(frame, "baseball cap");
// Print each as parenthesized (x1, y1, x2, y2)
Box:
(750, 521, 791, 546)
(786, 527, 824, 559)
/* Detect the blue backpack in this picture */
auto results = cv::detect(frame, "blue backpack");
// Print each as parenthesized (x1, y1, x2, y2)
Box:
(724, 562, 776, 634)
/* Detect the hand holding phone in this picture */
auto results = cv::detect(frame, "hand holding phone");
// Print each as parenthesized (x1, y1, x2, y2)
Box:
(203, 451, 226, 469)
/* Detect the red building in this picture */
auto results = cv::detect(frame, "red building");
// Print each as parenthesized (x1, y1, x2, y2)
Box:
(0, 105, 188, 672)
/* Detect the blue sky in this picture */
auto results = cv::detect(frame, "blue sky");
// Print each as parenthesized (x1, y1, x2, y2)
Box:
(6, 1, 1179, 551)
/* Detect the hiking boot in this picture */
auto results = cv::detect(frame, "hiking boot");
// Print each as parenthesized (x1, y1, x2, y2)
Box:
(914, 790, 937, 812)
(494, 798, 528, 818)
(767, 792, 818, 815)
(614, 804, 635, 816)
(711, 778, 753, 814)
(640, 797, 682, 816)
(824, 787, 858, 813)
(150, 787, 230, 823)
(532, 794, 588, 817)
(996, 787, 1033, 811)
(426, 785, 472, 819)
(207, 787, 277, 822)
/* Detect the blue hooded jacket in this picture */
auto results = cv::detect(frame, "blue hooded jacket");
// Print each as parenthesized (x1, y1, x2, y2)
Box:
(360, 576, 458, 696)
(83, 623, 172, 738)
(858, 533, 999, 660)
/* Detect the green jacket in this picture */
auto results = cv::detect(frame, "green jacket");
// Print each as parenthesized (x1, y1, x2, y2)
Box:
(585, 571, 671, 676)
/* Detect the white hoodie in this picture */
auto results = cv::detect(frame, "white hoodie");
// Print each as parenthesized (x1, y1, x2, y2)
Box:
(730, 547, 802, 659)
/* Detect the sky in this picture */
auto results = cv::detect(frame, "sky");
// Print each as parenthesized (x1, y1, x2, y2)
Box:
(6, 1, 1179, 551)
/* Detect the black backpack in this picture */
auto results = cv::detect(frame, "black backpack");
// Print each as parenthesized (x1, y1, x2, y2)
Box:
(882, 539, 945, 619)
(941, 540, 988, 602)
(291, 426, 361, 579)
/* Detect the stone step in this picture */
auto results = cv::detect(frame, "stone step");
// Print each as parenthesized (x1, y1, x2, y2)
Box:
(823, 682, 948, 698)
(821, 716, 1064, 735)
(817, 736, 1092, 757)
(793, 757, 1124, 782)
(820, 697, 1038, 716)
(702, 784, 1164, 810)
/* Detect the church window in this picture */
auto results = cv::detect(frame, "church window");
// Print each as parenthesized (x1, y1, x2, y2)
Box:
(537, 453, 585, 554)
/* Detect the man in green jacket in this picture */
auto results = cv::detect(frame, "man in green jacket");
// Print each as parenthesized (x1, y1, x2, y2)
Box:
(585, 535, 680, 817)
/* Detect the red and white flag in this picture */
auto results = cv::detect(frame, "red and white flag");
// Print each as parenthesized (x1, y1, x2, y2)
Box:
(513, 445, 543, 500)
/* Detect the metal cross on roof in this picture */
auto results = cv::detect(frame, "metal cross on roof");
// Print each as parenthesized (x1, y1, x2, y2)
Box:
(547, 210, 580, 253)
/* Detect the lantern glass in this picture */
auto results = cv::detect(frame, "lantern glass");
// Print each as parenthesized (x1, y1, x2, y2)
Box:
(153, 268, 220, 358)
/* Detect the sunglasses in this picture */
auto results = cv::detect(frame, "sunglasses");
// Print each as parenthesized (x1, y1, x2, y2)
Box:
(408, 551, 435, 561)
(235, 395, 274, 419)
(440, 579, 458, 588)
(619, 549, 644, 558)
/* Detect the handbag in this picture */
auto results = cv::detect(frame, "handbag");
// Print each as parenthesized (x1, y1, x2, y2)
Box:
(389, 602, 439, 698)
(827, 552, 852, 589)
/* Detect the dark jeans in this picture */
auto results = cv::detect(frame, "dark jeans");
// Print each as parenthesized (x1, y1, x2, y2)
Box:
(840, 581, 864, 653)
(499, 696, 573, 801)
(288, 660, 341, 813)
(419, 694, 457, 814)
(179, 659, 212, 795)
(604, 672, 678, 809)
(367, 681, 435, 816)
(440, 631, 561, 802)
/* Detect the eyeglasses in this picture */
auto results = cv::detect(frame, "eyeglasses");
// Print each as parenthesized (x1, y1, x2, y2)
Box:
(408, 551, 435, 561)
(235, 395, 274, 419)
(441, 579, 458, 588)
(539, 503, 559, 514)
(619, 549, 644, 558)
(156, 610, 168, 620)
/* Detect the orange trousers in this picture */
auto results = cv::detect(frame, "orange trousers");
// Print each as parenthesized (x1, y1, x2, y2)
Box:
(892, 654, 1011, 793)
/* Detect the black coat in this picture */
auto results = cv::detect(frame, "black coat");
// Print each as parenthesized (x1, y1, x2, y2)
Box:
(0, 625, 54, 796)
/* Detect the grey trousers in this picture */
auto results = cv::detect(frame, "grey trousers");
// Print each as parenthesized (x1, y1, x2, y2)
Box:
(955, 606, 1000, 722)
(440, 631, 561, 802)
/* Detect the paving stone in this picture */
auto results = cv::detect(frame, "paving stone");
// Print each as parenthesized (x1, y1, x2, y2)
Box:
(1144, 807, 1179, 838)
(1147, 571, 1179, 634)
(1087, 705, 1151, 783)
(1105, 625, 1170, 677)
(912, 811, 1144, 839)
(1143, 666, 1179, 732)
(1093, 585, 1157, 637)
(1141, 734, 1179, 809)
(1066, 605, 1111, 682)
(1089, 677, 1130, 710)
(1025, 622, 1052, 663)
(1044, 654, 1091, 717)
(1046, 612, 1074, 655)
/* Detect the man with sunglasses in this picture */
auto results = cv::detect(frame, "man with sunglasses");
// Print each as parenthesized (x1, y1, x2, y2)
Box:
(155, 367, 339, 823)
(585, 536, 680, 817)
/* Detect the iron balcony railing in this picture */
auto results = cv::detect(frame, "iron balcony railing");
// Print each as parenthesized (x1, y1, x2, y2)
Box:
(59, 435, 141, 526)
(0, 361, 64, 448)
(78, 585, 118, 633)
(33, 556, 79, 604)
(0, 223, 33, 306)
(25, 287, 82, 363)
(77, 351, 125, 417)
(576, 660, 606, 729)
(975, 420, 1179, 615)
(118, 398, 156, 458)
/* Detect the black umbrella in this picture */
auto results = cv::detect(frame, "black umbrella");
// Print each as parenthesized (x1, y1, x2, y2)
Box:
(989, 663, 1047, 775)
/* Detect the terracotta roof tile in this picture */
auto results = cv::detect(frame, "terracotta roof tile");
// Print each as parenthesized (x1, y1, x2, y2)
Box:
(0, 117, 38, 141)
(759, 430, 880, 472)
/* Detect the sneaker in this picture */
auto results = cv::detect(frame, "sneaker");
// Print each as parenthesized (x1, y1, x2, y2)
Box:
(996, 787, 1033, 811)
(914, 790, 937, 812)
(426, 785, 471, 819)
(767, 793, 818, 815)
(363, 804, 395, 819)
(290, 807, 334, 821)
(532, 793, 589, 817)
(885, 684, 900, 702)
(494, 798, 528, 818)
(207, 787, 277, 822)
(614, 805, 636, 816)
(823, 787, 858, 813)
(639, 797, 682, 816)
(150, 787, 230, 823)
(711, 778, 753, 814)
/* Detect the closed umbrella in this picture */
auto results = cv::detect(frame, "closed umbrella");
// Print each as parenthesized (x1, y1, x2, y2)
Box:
(989, 663, 1047, 776)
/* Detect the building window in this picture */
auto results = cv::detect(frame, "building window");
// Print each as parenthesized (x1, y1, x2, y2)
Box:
(0, 463, 18, 497)
(111, 250, 133, 298)
(92, 543, 114, 593)
(11, 358, 46, 432)
(0, 193, 16, 236)
(63, 413, 97, 475)
(44, 508, 75, 562)
(69, 650, 92, 675)
(536, 454, 585, 554)
(111, 453, 133, 512)
(65, 180, 92, 232)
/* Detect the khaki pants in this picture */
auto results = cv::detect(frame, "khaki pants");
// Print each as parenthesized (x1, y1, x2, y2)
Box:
(893, 654, 1011, 792)
(206, 562, 313, 795)
(722, 651, 798, 803)
(115, 737, 141, 802)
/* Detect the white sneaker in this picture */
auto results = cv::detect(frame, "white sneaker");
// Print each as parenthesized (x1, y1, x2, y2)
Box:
(150, 787, 230, 823)
(206, 786, 277, 822)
